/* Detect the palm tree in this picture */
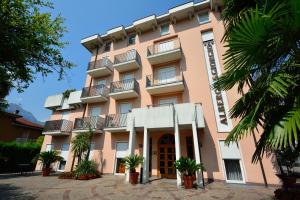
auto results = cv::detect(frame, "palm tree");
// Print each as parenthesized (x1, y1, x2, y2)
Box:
(214, 0, 300, 162)
(70, 133, 90, 170)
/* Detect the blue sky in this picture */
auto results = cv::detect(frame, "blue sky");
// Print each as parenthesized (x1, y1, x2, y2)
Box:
(7, 0, 194, 122)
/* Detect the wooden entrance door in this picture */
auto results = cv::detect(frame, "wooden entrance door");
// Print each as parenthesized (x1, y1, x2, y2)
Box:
(158, 134, 176, 179)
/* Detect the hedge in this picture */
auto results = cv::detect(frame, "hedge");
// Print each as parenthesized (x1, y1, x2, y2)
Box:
(0, 141, 41, 173)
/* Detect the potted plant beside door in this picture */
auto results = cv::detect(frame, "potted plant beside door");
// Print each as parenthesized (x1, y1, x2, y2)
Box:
(122, 154, 144, 185)
(174, 157, 205, 189)
(33, 150, 63, 176)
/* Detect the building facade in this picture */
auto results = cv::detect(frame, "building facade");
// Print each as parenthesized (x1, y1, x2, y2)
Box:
(38, 1, 280, 186)
(0, 111, 43, 142)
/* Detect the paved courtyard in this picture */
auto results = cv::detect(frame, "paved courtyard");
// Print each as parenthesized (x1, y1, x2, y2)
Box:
(0, 174, 276, 200)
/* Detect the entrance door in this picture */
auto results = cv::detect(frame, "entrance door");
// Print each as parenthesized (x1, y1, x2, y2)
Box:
(119, 103, 132, 127)
(158, 67, 176, 84)
(115, 142, 128, 174)
(158, 134, 176, 178)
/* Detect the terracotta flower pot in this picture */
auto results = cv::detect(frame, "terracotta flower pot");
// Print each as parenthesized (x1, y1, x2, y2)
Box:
(277, 174, 297, 188)
(78, 174, 90, 180)
(42, 168, 51, 176)
(183, 175, 194, 189)
(129, 172, 139, 185)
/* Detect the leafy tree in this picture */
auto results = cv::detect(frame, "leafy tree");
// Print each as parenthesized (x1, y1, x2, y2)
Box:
(214, 0, 300, 162)
(0, 0, 74, 109)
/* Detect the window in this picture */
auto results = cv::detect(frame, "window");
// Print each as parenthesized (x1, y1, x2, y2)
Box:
(158, 66, 176, 84)
(197, 12, 210, 24)
(158, 40, 175, 53)
(115, 142, 128, 174)
(159, 97, 177, 106)
(90, 106, 101, 117)
(160, 24, 169, 36)
(104, 42, 111, 52)
(224, 159, 243, 181)
(128, 34, 136, 45)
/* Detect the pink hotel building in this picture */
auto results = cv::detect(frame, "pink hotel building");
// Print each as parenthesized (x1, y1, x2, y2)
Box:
(39, 0, 280, 186)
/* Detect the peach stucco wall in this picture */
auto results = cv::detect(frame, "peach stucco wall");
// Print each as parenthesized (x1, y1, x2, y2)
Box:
(39, 9, 280, 185)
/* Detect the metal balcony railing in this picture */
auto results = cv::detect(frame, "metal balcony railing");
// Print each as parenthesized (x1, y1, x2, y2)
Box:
(146, 73, 183, 87)
(81, 85, 109, 98)
(114, 49, 141, 65)
(105, 114, 128, 128)
(147, 38, 181, 56)
(43, 119, 73, 133)
(87, 58, 113, 71)
(73, 116, 104, 130)
(110, 79, 139, 94)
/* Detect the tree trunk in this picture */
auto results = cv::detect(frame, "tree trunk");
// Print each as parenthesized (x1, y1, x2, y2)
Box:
(85, 127, 94, 162)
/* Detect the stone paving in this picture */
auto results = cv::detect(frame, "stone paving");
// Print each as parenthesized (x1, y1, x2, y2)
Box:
(0, 173, 276, 200)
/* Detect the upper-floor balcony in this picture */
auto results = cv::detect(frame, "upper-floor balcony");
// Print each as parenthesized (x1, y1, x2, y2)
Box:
(80, 85, 109, 103)
(113, 50, 141, 72)
(109, 79, 139, 100)
(73, 116, 104, 133)
(87, 58, 113, 78)
(104, 114, 128, 132)
(146, 73, 184, 95)
(147, 38, 182, 65)
(42, 119, 73, 136)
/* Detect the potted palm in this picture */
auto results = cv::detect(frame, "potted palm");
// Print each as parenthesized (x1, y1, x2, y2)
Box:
(174, 157, 205, 189)
(33, 150, 63, 176)
(74, 160, 98, 180)
(276, 148, 299, 189)
(122, 154, 144, 184)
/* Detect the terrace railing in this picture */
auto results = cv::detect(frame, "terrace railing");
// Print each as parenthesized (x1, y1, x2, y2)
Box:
(147, 38, 181, 56)
(81, 85, 109, 98)
(104, 114, 128, 128)
(43, 119, 73, 133)
(114, 49, 141, 65)
(87, 58, 113, 71)
(110, 79, 139, 94)
(73, 116, 104, 130)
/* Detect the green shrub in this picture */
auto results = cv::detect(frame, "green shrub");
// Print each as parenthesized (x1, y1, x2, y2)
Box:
(0, 141, 41, 173)
(74, 160, 98, 178)
(174, 157, 205, 176)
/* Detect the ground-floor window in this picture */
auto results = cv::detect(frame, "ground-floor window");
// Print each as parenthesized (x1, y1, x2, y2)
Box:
(58, 161, 66, 171)
(115, 158, 125, 173)
(224, 159, 243, 181)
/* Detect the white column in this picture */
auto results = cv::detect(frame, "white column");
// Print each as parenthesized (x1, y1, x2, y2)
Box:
(126, 119, 136, 182)
(174, 114, 182, 187)
(192, 120, 204, 188)
(142, 127, 149, 183)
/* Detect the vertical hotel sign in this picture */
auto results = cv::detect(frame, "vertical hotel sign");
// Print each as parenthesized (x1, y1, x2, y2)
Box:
(201, 31, 232, 132)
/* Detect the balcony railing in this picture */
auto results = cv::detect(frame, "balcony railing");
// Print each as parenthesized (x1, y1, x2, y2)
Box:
(105, 114, 128, 128)
(73, 116, 104, 131)
(110, 79, 139, 94)
(147, 38, 181, 56)
(114, 49, 141, 65)
(87, 58, 113, 71)
(81, 85, 109, 98)
(43, 119, 73, 133)
(146, 73, 183, 87)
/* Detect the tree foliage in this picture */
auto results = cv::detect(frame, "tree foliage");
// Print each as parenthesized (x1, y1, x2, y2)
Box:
(214, 0, 300, 162)
(0, 0, 74, 109)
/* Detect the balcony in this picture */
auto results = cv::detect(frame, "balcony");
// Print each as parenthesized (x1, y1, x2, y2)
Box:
(146, 73, 184, 95)
(73, 116, 104, 133)
(147, 38, 182, 65)
(109, 79, 139, 100)
(86, 58, 113, 77)
(113, 50, 141, 72)
(104, 114, 128, 132)
(80, 85, 108, 103)
(42, 120, 73, 135)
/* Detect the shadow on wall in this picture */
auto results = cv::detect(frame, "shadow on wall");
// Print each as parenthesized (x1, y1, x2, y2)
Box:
(200, 120, 220, 182)
(95, 134, 105, 174)
(0, 184, 35, 199)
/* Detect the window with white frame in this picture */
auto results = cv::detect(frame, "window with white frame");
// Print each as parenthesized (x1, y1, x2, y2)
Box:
(160, 24, 169, 36)
(219, 141, 245, 183)
(197, 12, 210, 24)
(115, 142, 128, 174)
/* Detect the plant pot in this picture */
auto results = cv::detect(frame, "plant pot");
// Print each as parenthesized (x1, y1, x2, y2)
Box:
(42, 168, 51, 176)
(129, 172, 139, 185)
(277, 174, 297, 188)
(183, 175, 194, 189)
(78, 174, 89, 180)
